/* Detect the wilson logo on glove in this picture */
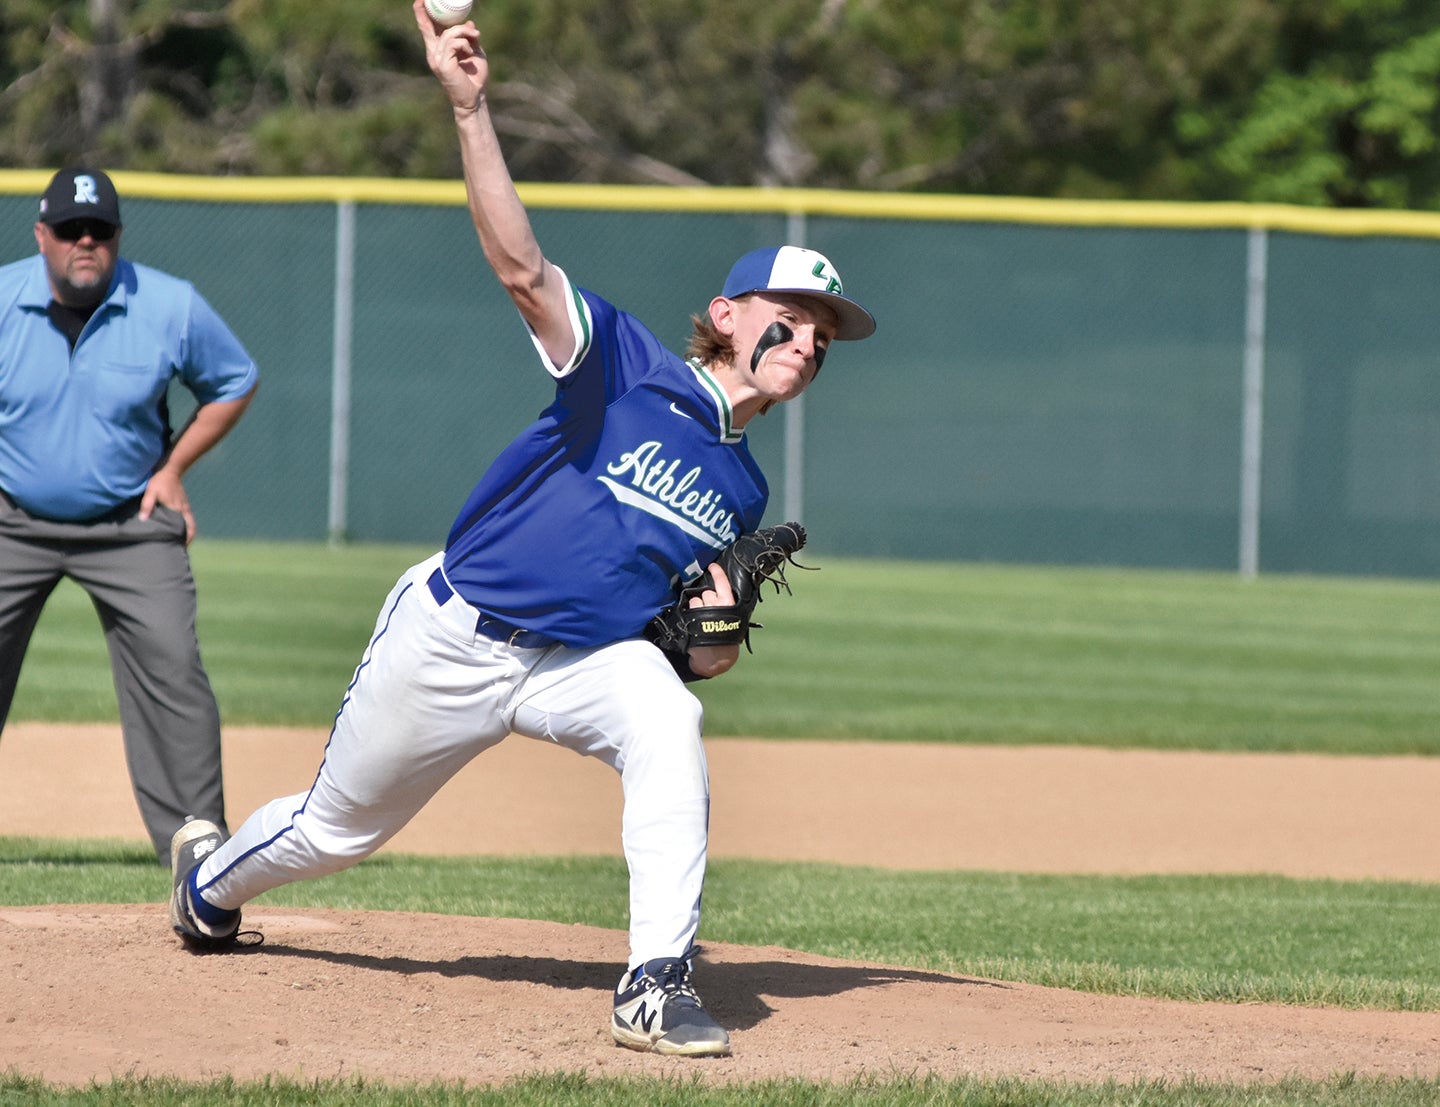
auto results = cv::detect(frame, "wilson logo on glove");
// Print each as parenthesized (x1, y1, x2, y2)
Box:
(644, 522, 813, 672)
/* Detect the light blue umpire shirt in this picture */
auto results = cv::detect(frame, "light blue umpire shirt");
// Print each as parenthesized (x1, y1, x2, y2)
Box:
(0, 253, 259, 522)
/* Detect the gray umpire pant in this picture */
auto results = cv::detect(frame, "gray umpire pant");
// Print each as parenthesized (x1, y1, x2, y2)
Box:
(0, 491, 227, 861)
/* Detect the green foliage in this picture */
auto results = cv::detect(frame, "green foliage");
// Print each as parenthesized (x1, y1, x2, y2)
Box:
(3, 0, 1440, 205)
(1189, 2, 1440, 206)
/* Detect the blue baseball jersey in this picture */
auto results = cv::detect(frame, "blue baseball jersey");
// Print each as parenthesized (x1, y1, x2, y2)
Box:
(0, 254, 258, 521)
(442, 270, 768, 647)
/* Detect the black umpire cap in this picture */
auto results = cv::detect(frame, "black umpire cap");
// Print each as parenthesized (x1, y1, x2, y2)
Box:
(39, 168, 122, 228)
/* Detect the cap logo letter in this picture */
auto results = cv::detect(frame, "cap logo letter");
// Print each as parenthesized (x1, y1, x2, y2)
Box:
(810, 259, 843, 295)
(73, 176, 100, 205)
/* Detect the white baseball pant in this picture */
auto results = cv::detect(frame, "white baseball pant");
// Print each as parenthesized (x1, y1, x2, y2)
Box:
(194, 551, 711, 966)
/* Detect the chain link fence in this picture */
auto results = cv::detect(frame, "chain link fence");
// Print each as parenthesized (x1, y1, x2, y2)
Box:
(2, 175, 1438, 577)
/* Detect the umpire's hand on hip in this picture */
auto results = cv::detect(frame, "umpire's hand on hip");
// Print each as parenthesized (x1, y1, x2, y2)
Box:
(139, 470, 196, 545)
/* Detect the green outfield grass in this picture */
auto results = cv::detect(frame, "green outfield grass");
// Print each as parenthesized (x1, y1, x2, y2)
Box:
(5, 1071, 1440, 1106)
(10, 540, 1440, 754)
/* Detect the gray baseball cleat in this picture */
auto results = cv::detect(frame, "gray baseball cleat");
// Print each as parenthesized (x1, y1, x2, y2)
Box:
(611, 947, 731, 1056)
(169, 817, 241, 951)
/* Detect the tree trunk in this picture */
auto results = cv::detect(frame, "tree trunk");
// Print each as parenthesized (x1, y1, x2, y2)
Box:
(78, 0, 135, 159)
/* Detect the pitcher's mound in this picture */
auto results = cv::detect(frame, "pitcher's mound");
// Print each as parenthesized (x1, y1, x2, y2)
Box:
(2, 904, 1437, 1087)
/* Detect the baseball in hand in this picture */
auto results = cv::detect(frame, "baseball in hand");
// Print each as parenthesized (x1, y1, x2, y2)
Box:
(425, 0, 473, 26)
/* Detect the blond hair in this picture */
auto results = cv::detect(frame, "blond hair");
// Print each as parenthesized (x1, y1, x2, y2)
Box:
(685, 310, 734, 368)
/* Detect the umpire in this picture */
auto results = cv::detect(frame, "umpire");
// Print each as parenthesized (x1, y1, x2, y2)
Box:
(0, 167, 258, 859)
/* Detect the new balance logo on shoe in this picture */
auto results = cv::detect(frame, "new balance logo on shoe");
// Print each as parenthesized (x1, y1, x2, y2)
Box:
(624, 1001, 658, 1035)
(190, 837, 219, 862)
(610, 947, 731, 1057)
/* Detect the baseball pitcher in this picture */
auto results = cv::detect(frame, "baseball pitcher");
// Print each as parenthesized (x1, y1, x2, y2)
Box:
(167, 0, 876, 1059)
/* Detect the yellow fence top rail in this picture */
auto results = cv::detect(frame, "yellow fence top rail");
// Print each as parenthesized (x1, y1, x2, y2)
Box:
(3, 170, 1440, 239)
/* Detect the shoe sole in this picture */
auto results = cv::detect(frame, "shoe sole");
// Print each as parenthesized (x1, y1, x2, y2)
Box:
(169, 819, 237, 948)
(611, 1022, 732, 1057)
(170, 819, 223, 878)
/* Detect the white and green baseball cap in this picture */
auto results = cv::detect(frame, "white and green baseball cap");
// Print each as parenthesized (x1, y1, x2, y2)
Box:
(722, 245, 876, 341)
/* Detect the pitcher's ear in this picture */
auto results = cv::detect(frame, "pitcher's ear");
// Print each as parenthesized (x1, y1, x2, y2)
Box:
(708, 295, 738, 335)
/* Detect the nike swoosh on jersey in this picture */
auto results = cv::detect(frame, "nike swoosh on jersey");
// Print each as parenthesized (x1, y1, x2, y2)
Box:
(669, 402, 695, 421)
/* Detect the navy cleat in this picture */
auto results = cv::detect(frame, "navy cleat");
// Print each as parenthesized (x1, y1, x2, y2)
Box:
(611, 946, 731, 1057)
(168, 818, 240, 951)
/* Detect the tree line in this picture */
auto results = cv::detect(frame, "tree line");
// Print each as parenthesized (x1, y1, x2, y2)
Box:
(2, 0, 1438, 208)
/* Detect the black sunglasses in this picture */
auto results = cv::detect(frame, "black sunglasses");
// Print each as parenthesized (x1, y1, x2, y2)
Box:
(50, 219, 118, 243)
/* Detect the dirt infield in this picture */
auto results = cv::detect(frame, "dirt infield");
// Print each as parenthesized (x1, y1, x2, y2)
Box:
(3, 723, 1440, 1086)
